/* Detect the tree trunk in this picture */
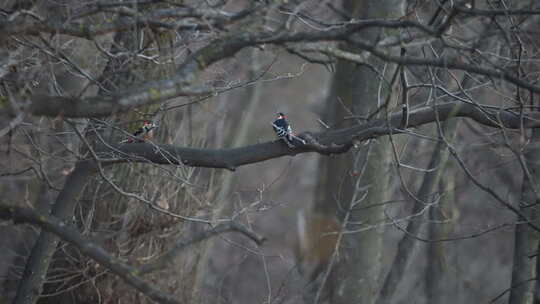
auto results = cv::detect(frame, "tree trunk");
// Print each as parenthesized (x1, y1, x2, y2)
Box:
(425, 142, 458, 304)
(376, 120, 456, 304)
(13, 14, 137, 303)
(313, 1, 404, 303)
(13, 162, 94, 304)
(190, 48, 266, 304)
(510, 128, 540, 304)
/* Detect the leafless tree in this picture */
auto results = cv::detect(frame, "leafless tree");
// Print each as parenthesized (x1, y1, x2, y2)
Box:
(2, 1, 540, 303)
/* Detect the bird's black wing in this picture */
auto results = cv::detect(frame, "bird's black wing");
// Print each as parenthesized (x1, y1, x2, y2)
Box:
(272, 119, 289, 137)
(132, 127, 144, 137)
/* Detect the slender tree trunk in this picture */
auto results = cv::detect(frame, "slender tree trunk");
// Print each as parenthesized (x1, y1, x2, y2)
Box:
(13, 162, 94, 304)
(375, 119, 456, 304)
(510, 0, 540, 298)
(376, 11, 495, 299)
(535, 239, 540, 304)
(313, 2, 404, 303)
(425, 147, 457, 304)
(190, 48, 266, 304)
(510, 128, 540, 304)
(13, 15, 136, 302)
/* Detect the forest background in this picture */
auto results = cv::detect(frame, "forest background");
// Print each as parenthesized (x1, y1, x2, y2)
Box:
(2, 1, 540, 303)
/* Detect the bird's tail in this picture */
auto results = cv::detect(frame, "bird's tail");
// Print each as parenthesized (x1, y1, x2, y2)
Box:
(119, 138, 133, 144)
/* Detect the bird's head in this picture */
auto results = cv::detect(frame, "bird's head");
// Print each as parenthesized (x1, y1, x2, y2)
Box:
(143, 120, 156, 129)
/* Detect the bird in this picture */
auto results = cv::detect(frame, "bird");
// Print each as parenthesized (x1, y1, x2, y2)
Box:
(121, 120, 157, 143)
(272, 112, 305, 148)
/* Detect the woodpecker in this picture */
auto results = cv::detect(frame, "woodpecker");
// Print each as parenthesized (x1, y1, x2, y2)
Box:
(121, 120, 157, 143)
(272, 112, 305, 148)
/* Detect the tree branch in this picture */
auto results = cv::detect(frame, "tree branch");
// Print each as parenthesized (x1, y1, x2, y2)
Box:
(95, 102, 540, 170)
(16, 19, 442, 118)
(13, 162, 95, 304)
(139, 221, 265, 275)
(1, 204, 180, 304)
(0, 204, 265, 303)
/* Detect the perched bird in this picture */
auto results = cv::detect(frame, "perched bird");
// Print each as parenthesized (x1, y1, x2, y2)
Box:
(272, 112, 305, 148)
(121, 120, 157, 143)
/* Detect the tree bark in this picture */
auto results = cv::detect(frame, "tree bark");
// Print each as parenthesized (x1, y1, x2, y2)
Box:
(314, 2, 404, 303)
(425, 174, 458, 304)
(510, 128, 540, 304)
(12, 15, 127, 302)
(13, 162, 95, 304)
(190, 48, 265, 304)
(376, 119, 456, 304)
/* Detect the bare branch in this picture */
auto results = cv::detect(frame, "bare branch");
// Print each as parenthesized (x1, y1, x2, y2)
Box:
(139, 221, 265, 275)
(94, 102, 540, 170)
(0, 204, 180, 304)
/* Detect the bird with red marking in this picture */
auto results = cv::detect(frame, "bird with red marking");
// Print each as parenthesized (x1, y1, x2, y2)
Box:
(120, 120, 157, 143)
(272, 112, 305, 148)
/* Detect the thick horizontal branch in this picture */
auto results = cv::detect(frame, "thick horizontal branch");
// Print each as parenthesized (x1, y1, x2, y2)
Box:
(26, 84, 209, 118)
(0, 6, 249, 38)
(18, 13, 540, 118)
(339, 101, 540, 144)
(454, 6, 540, 16)
(20, 19, 437, 118)
(347, 39, 540, 95)
(0, 204, 265, 302)
(97, 102, 540, 170)
(0, 204, 180, 304)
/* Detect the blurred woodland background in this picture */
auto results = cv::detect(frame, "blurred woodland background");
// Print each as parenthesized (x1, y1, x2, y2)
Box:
(2, 0, 540, 303)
